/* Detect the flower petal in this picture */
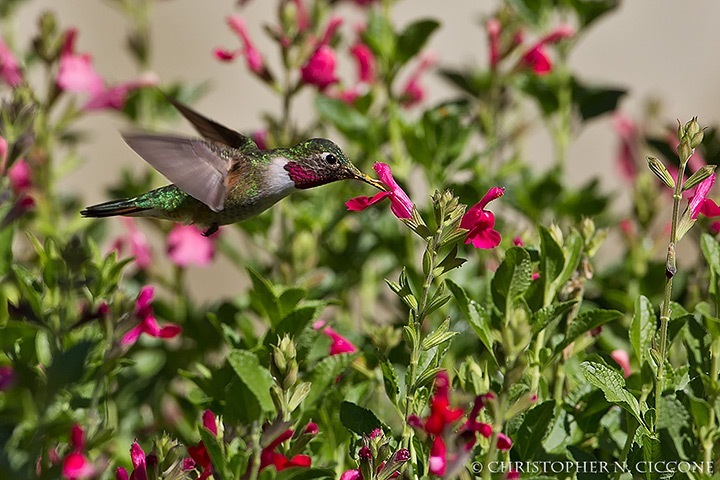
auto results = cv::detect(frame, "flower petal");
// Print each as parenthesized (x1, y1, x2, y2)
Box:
(345, 191, 391, 211)
(62, 452, 94, 479)
(428, 437, 447, 476)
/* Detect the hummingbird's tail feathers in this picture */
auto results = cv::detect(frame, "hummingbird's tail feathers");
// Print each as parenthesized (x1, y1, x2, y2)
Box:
(80, 198, 150, 218)
(121, 133, 229, 213)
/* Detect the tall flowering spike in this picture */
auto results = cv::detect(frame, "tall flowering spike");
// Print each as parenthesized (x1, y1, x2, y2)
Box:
(166, 224, 216, 267)
(346, 163, 414, 219)
(400, 53, 437, 107)
(0, 38, 23, 87)
(460, 187, 504, 249)
(121, 286, 182, 346)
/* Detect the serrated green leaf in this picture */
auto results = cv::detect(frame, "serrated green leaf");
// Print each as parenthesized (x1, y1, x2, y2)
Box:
(491, 246, 532, 313)
(641, 432, 661, 480)
(247, 267, 280, 325)
(396, 19, 440, 65)
(531, 300, 577, 334)
(554, 309, 622, 355)
(551, 229, 583, 294)
(278, 287, 307, 316)
(581, 361, 645, 427)
(656, 395, 691, 459)
(515, 401, 554, 460)
(275, 304, 324, 337)
(630, 296, 656, 366)
(468, 303, 494, 356)
(339, 401, 382, 435)
(380, 358, 400, 405)
(306, 353, 358, 405)
(228, 350, 276, 413)
(46, 341, 95, 399)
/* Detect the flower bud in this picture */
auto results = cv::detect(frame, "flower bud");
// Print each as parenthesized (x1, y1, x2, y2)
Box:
(678, 142, 692, 164)
(646, 157, 675, 189)
(683, 165, 716, 191)
(377, 449, 411, 480)
(691, 130, 705, 149)
(359, 446, 373, 480)
(580, 217, 595, 243)
(685, 117, 700, 139)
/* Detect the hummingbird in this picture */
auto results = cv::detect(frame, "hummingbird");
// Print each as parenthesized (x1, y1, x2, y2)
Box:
(81, 98, 384, 236)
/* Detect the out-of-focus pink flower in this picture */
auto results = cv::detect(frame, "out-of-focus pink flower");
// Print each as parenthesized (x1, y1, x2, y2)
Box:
(115, 467, 129, 480)
(225, 16, 267, 75)
(0, 365, 16, 390)
(0, 135, 7, 173)
(314, 321, 358, 355)
(350, 43, 376, 83)
(512, 236, 524, 246)
(496, 433, 513, 451)
(62, 452, 93, 479)
(129, 441, 148, 480)
(202, 409, 218, 435)
(214, 48, 237, 61)
(167, 224, 216, 267)
(8, 158, 32, 193)
(520, 25, 574, 75)
(70, 424, 85, 451)
(400, 53, 436, 108)
(346, 163, 414, 219)
(252, 130, 268, 150)
(461, 187, 504, 249)
(506, 469, 520, 480)
(111, 218, 153, 270)
(614, 113, 639, 181)
(187, 410, 218, 480)
(487, 18, 501, 69)
(301, 45, 339, 90)
(340, 469, 361, 480)
(0, 38, 22, 87)
(290, 0, 310, 32)
(690, 173, 720, 220)
(304, 422, 319, 435)
(710, 221, 720, 235)
(84, 74, 159, 111)
(121, 286, 182, 346)
(428, 436, 447, 476)
(611, 349, 631, 378)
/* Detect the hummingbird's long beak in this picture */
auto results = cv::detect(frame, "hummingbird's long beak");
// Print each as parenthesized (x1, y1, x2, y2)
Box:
(349, 165, 387, 191)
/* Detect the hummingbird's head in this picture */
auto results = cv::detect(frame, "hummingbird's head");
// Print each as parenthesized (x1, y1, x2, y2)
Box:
(284, 138, 385, 190)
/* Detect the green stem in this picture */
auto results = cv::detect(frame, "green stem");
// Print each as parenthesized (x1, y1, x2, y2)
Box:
(614, 417, 639, 480)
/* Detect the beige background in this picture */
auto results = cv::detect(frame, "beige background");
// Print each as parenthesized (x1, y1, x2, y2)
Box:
(11, 0, 720, 299)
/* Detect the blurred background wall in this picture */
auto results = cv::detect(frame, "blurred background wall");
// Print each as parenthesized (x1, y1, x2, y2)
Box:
(11, 0, 720, 299)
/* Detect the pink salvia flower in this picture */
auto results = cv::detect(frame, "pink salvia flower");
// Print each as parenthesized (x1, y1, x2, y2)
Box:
(486, 18, 501, 69)
(62, 452, 93, 479)
(202, 409, 218, 435)
(613, 113, 639, 181)
(506, 469, 520, 480)
(167, 224, 216, 267)
(496, 433, 513, 451)
(0, 38, 22, 87)
(711, 221, 720, 235)
(115, 467, 129, 480)
(8, 159, 32, 193)
(121, 286, 182, 346)
(57, 53, 104, 95)
(400, 53, 436, 107)
(521, 44, 552, 75)
(340, 469, 361, 480)
(252, 130, 268, 150)
(690, 173, 720, 219)
(70, 424, 85, 451)
(314, 321, 358, 355)
(346, 163, 414, 219)
(112, 218, 153, 270)
(301, 45, 339, 90)
(214, 48, 238, 61)
(611, 349, 631, 378)
(428, 436, 447, 476)
(84, 74, 158, 111)
(461, 187, 504, 249)
(227, 15, 266, 74)
(0, 365, 16, 390)
(130, 441, 148, 480)
(539, 24, 575, 44)
(350, 43, 376, 83)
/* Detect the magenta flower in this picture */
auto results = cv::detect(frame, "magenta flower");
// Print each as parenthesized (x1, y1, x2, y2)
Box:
(115, 467, 129, 480)
(62, 425, 93, 480)
(166, 224, 216, 267)
(520, 25, 574, 75)
(340, 469, 362, 480)
(314, 321, 358, 355)
(8, 158, 32, 194)
(121, 286, 182, 346)
(252, 130, 268, 150)
(399, 53, 436, 107)
(613, 113, 639, 181)
(187, 410, 218, 480)
(350, 43, 376, 83)
(486, 18, 501, 69)
(301, 45, 339, 90)
(119, 441, 149, 480)
(690, 173, 720, 219)
(506, 469, 520, 480)
(0, 38, 22, 87)
(111, 218, 152, 270)
(496, 433, 513, 451)
(460, 187, 504, 249)
(259, 428, 312, 471)
(222, 15, 267, 75)
(85, 74, 158, 111)
(0, 365, 15, 390)
(346, 163, 414, 219)
(610, 349, 631, 378)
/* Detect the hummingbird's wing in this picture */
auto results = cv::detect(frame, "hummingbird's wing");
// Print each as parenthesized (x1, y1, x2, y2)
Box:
(122, 133, 231, 212)
(167, 97, 259, 152)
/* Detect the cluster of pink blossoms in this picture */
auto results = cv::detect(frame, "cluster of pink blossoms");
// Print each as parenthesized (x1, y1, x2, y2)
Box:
(346, 163, 504, 250)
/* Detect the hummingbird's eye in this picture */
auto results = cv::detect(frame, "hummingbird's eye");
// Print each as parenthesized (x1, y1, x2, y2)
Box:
(324, 153, 338, 165)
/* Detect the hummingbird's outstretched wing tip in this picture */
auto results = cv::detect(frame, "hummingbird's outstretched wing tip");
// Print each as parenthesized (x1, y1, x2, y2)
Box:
(121, 132, 227, 212)
(163, 96, 258, 151)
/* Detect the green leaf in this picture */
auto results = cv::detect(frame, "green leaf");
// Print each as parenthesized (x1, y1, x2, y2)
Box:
(276, 468, 336, 480)
(701, 233, 720, 275)
(0, 225, 13, 277)
(656, 395, 691, 458)
(566, 0, 620, 29)
(572, 82, 626, 121)
(439, 69, 491, 97)
(468, 303, 495, 359)
(46, 341, 95, 399)
(554, 309, 622, 355)
(491, 246, 532, 313)
(531, 300, 577, 334)
(306, 353, 358, 405)
(380, 357, 400, 405)
(396, 19, 440, 65)
(199, 427, 230, 479)
(339, 401, 382, 435)
(363, 10, 396, 62)
(422, 318, 458, 350)
(316, 96, 371, 140)
(580, 360, 645, 427)
(247, 267, 281, 325)
(515, 401, 554, 460)
(278, 287, 307, 316)
(228, 350, 276, 413)
(641, 432, 661, 480)
(275, 304, 324, 337)
(539, 226, 565, 303)
(630, 296, 656, 366)
(550, 229, 583, 294)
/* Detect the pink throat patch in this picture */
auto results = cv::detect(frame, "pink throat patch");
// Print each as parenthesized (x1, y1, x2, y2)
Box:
(284, 162, 326, 189)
